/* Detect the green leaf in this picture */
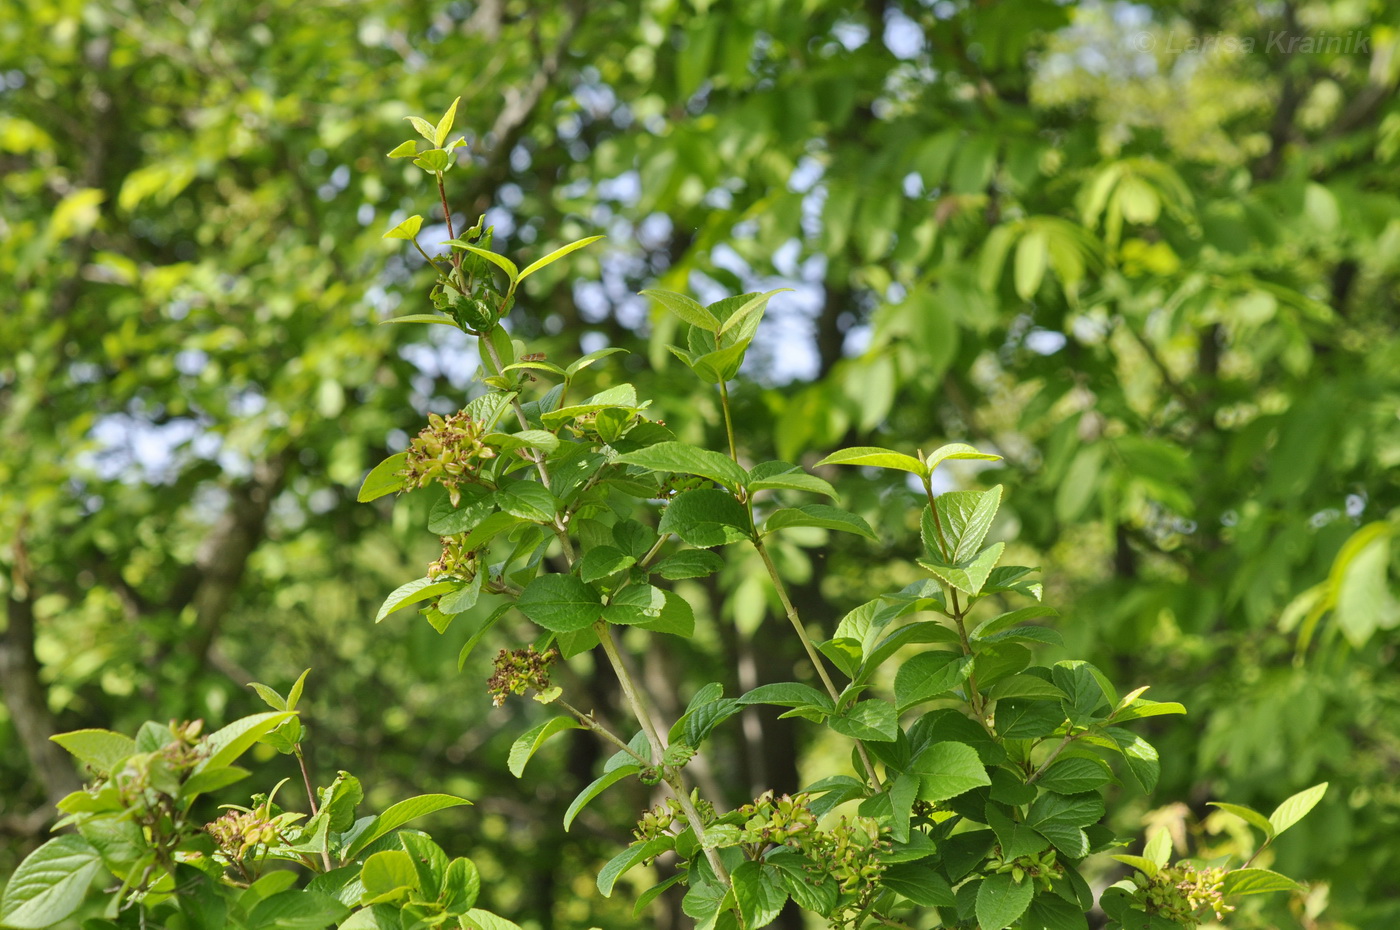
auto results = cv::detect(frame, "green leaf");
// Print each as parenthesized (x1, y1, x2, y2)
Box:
(986, 674, 1066, 701)
(1037, 757, 1112, 795)
(689, 341, 750, 383)
(564, 765, 641, 831)
(829, 700, 900, 741)
(442, 857, 482, 914)
(919, 542, 1005, 597)
(579, 546, 636, 583)
(247, 890, 350, 930)
(375, 577, 458, 623)
(344, 795, 471, 858)
(460, 910, 524, 930)
(1207, 802, 1275, 839)
(971, 605, 1060, 642)
(1268, 782, 1328, 838)
(1014, 228, 1049, 300)
(357, 452, 409, 502)
(1144, 828, 1172, 868)
(386, 140, 418, 158)
(996, 699, 1065, 739)
(746, 463, 839, 500)
(49, 729, 135, 775)
(517, 574, 603, 633)
(976, 871, 1035, 930)
(1025, 893, 1089, 930)
(0, 835, 103, 929)
(908, 741, 991, 801)
(496, 481, 558, 523)
(180, 765, 252, 798)
(814, 445, 927, 477)
(412, 149, 450, 172)
(484, 430, 560, 454)
(286, 668, 310, 711)
(360, 849, 417, 903)
(1110, 700, 1187, 723)
(597, 837, 673, 897)
(615, 441, 748, 492)
(641, 288, 718, 330)
(764, 504, 878, 540)
(658, 489, 751, 546)
(1110, 855, 1161, 880)
(603, 584, 667, 625)
(924, 442, 1003, 472)
(634, 590, 696, 637)
(881, 861, 956, 907)
(404, 114, 436, 142)
(517, 235, 605, 281)
(446, 243, 519, 283)
(198, 711, 297, 773)
(427, 486, 496, 535)
(654, 549, 725, 580)
(1220, 868, 1303, 896)
(731, 861, 787, 929)
(737, 682, 835, 713)
(934, 486, 1003, 563)
(716, 288, 791, 337)
(565, 346, 628, 376)
(379, 313, 460, 328)
(893, 652, 973, 711)
(382, 215, 423, 241)
(769, 850, 839, 913)
(434, 96, 460, 147)
(541, 383, 641, 427)
(508, 717, 584, 778)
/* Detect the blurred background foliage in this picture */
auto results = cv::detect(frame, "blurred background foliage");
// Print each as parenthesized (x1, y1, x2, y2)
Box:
(2, 0, 1399, 927)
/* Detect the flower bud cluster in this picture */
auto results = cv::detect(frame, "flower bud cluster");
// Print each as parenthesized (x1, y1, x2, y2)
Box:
(207, 809, 279, 859)
(486, 646, 557, 707)
(398, 411, 496, 506)
(734, 792, 889, 897)
(633, 793, 718, 844)
(987, 846, 1063, 891)
(1136, 862, 1235, 925)
(428, 535, 479, 581)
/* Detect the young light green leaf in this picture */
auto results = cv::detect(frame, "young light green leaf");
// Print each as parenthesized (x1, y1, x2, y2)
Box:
(517, 235, 605, 281)
(495, 481, 558, 523)
(924, 442, 1002, 473)
(434, 96, 460, 148)
(689, 341, 750, 383)
(764, 505, 879, 540)
(508, 717, 584, 778)
(379, 313, 459, 328)
(446, 243, 519, 282)
(615, 441, 748, 492)
(565, 346, 628, 376)
(382, 215, 423, 241)
(405, 115, 437, 143)
(49, 729, 135, 775)
(198, 711, 297, 772)
(603, 584, 666, 625)
(1144, 828, 1172, 868)
(413, 149, 451, 173)
(344, 795, 472, 858)
(564, 765, 641, 831)
(746, 464, 839, 500)
(375, 577, 458, 623)
(736, 682, 835, 713)
(1220, 868, 1303, 896)
(1110, 699, 1187, 723)
(358, 452, 408, 502)
(815, 446, 927, 477)
(640, 288, 718, 330)
(0, 835, 103, 929)
(387, 140, 418, 158)
(716, 288, 791, 337)
(1208, 802, 1274, 839)
(516, 574, 602, 633)
(1109, 854, 1160, 880)
(1268, 782, 1328, 838)
(460, 909, 524, 930)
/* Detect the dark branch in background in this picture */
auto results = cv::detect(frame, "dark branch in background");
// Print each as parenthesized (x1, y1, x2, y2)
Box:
(1, 523, 84, 811)
(1250, 2, 1302, 182)
(466, 3, 583, 221)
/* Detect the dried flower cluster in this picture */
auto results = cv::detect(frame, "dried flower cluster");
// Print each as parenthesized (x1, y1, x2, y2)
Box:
(398, 411, 495, 505)
(486, 646, 557, 707)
